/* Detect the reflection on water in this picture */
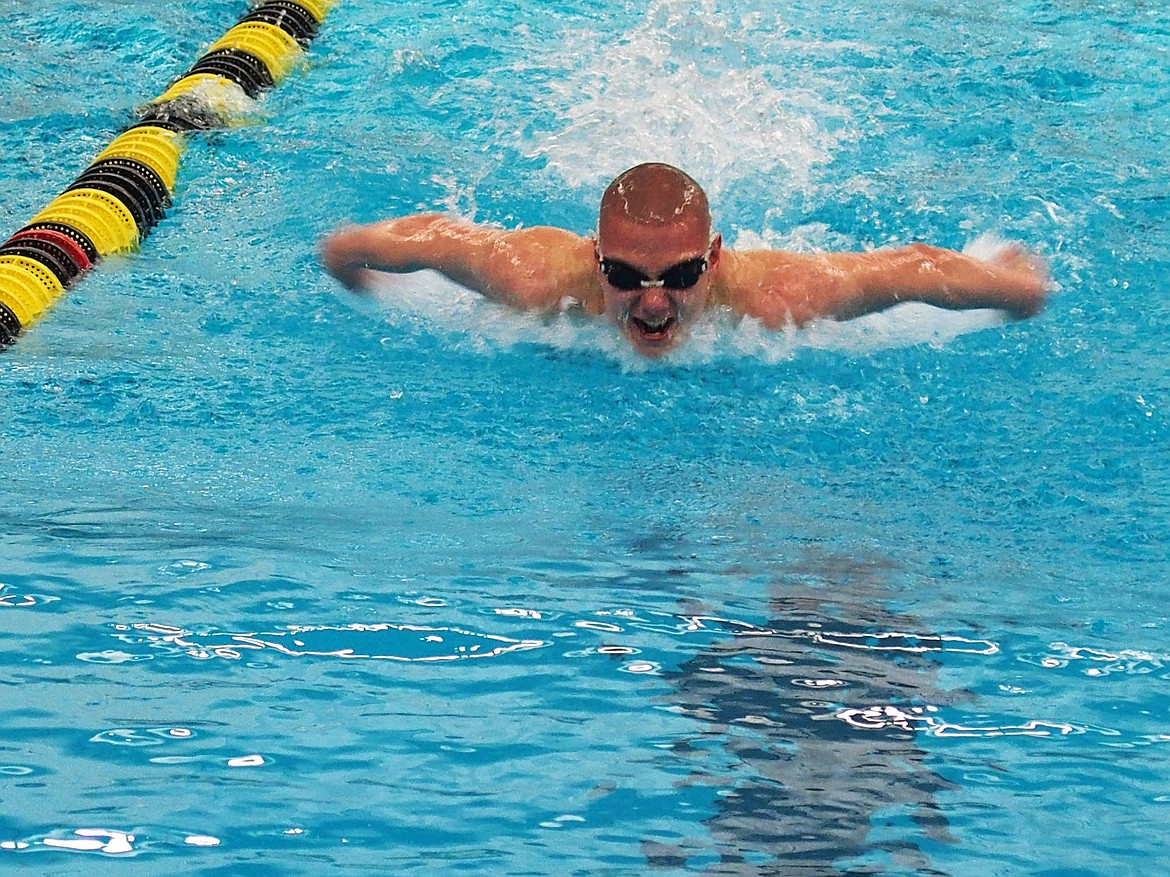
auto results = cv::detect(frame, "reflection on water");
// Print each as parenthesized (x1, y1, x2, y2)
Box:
(837, 706, 1090, 739)
(90, 726, 193, 747)
(40, 828, 135, 855)
(0, 581, 59, 609)
(8, 555, 1151, 871)
(1024, 641, 1170, 677)
(632, 549, 1141, 874)
(652, 567, 959, 875)
(110, 621, 546, 663)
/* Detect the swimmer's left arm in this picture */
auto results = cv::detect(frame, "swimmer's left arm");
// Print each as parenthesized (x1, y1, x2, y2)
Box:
(811, 243, 1051, 322)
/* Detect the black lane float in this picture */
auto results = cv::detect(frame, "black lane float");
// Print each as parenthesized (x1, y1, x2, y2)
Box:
(0, 0, 336, 346)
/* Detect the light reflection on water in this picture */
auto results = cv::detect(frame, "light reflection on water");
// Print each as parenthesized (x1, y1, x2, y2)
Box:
(83, 605, 1162, 752)
(41, 829, 136, 855)
(0, 828, 224, 856)
(0, 586, 60, 609)
(110, 621, 547, 663)
(837, 704, 1117, 739)
(101, 609, 1001, 664)
(2, 583, 1166, 872)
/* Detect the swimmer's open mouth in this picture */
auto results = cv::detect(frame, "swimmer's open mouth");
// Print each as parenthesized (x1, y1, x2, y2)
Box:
(630, 315, 676, 341)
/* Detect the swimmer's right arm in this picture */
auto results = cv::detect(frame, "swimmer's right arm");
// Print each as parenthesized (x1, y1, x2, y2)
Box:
(320, 214, 493, 294)
(319, 214, 581, 310)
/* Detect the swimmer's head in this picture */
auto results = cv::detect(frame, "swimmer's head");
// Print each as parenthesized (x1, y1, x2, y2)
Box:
(598, 162, 711, 236)
(596, 163, 721, 358)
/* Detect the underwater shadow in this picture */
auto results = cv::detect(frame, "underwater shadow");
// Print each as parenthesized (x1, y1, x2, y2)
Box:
(649, 553, 959, 876)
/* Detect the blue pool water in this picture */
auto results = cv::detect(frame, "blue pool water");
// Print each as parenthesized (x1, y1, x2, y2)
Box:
(2, 0, 1168, 873)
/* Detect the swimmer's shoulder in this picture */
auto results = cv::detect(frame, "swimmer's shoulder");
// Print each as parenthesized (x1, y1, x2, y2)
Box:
(713, 248, 806, 328)
(716, 248, 857, 328)
(497, 226, 603, 313)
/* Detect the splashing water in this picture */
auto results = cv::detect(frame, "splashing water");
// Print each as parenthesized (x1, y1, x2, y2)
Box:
(521, 0, 858, 201)
(341, 0, 1032, 364)
(346, 232, 1017, 366)
(144, 77, 265, 129)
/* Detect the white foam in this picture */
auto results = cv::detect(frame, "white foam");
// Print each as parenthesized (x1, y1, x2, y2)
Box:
(963, 231, 1016, 262)
(143, 77, 262, 128)
(519, 0, 857, 200)
(348, 244, 1017, 368)
(42, 830, 135, 855)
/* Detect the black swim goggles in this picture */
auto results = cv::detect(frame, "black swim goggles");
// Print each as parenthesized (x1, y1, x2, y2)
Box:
(598, 249, 711, 292)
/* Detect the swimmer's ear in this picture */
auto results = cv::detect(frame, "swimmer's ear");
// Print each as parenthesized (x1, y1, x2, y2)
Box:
(709, 233, 723, 266)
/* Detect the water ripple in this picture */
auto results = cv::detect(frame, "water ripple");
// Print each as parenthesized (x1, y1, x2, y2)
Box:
(570, 609, 999, 655)
(116, 622, 546, 663)
(0, 586, 60, 609)
(1023, 641, 1168, 676)
(90, 727, 194, 747)
(837, 704, 1121, 740)
(37, 829, 136, 855)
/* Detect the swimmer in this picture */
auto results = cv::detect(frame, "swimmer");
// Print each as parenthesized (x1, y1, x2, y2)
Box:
(320, 162, 1049, 357)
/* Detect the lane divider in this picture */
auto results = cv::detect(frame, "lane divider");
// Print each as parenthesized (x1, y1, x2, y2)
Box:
(0, 0, 336, 347)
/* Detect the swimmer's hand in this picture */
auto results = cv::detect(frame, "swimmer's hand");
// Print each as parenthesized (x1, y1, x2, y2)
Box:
(876, 241, 1052, 320)
(981, 242, 1051, 319)
(320, 225, 378, 292)
(808, 241, 1053, 324)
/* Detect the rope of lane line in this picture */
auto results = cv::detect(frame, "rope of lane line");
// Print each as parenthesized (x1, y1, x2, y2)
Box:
(0, 0, 337, 347)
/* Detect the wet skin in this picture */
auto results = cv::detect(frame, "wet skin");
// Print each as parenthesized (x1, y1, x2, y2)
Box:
(319, 212, 1050, 357)
(595, 215, 723, 358)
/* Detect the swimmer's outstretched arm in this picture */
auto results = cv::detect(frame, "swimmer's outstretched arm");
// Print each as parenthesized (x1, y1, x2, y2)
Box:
(319, 214, 586, 311)
(804, 244, 1053, 327)
(735, 242, 1050, 327)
